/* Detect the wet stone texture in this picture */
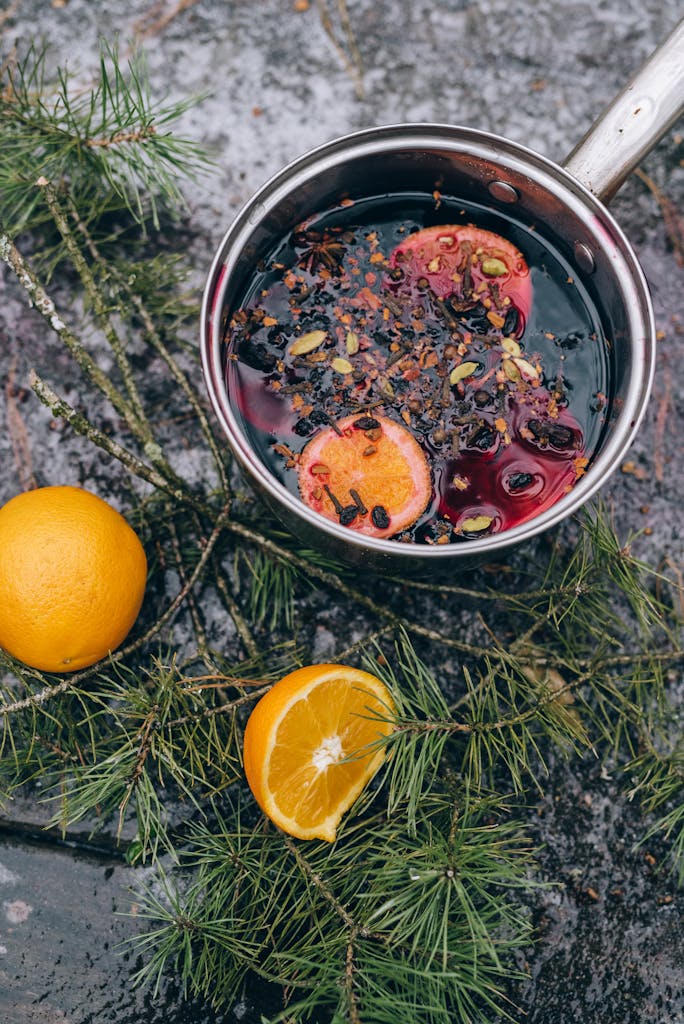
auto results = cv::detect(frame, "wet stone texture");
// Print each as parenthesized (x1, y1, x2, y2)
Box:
(1, 1, 683, 1022)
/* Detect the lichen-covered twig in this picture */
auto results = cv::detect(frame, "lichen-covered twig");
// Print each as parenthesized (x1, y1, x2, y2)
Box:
(0, 229, 141, 433)
(65, 193, 231, 496)
(29, 370, 202, 510)
(37, 179, 155, 445)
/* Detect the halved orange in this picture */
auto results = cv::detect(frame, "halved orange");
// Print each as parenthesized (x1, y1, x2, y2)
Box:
(388, 224, 532, 332)
(243, 664, 394, 841)
(298, 414, 432, 539)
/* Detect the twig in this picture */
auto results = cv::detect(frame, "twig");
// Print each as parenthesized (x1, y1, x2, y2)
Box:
(0, 673, 75, 717)
(119, 705, 160, 832)
(333, 624, 395, 664)
(167, 512, 213, 664)
(29, 370, 202, 510)
(576, 648, 683, 671)
(384, 572, 589, 604)
(0, 229, 141, 433)
(345, 930, 362, 1024)
(179, 673, 273, 692)
(165, 683, 272, 728)
(0, 0, 22, 29)
(283, 834, 360, 932)
(635, 167, 684, 266)
(134, 0, 200, 39)
(116, 501, 233, 652)
(383, 574, 501, 600)
(224, 519, 487, 658)
(37, 178, 165, 464)
(65, 194, 231, 497)
(653, 361, 672, 484)
(212, 555, 260, 661)
(395, 716, 472, 736)
(86, 126, 157, 148)
(315, 0, 365, 99)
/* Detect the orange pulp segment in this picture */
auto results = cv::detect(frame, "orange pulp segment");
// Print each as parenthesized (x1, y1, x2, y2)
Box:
(298, 414, 432, 539)
(243, 664, 394, 841)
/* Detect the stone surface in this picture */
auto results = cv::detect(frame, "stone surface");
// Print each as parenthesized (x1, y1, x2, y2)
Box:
(0, 1, 683, 1022)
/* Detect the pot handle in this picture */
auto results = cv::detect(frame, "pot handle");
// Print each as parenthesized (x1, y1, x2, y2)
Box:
(563, 16, 684, 203)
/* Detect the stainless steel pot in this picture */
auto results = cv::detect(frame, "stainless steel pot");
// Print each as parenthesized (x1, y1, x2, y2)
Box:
(201, 17, 684, 576)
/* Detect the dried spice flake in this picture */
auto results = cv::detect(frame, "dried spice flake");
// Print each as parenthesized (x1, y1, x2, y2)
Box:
(486, 311, 506, 329)
(461, 515, 493, 532)
(346, 331, 360, 355)
(332, 357, 354, 375)
(289, 330, 327, 356)
(481, 257, 508, 276)
(450, 361, 479, 385)
(513, 356, 540, 383)
(502, 337, 521, 357)
(503, 359, 522, 382)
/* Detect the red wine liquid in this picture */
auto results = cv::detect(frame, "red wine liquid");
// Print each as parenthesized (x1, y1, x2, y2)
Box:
(223, 193, 610, 544)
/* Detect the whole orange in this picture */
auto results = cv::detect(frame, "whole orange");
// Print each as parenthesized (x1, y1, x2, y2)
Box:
(0, 485, 147, 673)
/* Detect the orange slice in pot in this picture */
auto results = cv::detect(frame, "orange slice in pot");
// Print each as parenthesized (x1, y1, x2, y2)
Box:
(243, 664, 394, 842)
(297, 414, 432, 539)
(388, 224, 532, 334)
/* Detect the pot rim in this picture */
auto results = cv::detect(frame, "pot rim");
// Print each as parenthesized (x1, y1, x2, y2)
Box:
(200, 122, 655, 562)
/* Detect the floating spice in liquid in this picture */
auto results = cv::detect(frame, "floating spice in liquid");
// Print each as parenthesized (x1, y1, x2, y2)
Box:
(224, 193, 610, 544)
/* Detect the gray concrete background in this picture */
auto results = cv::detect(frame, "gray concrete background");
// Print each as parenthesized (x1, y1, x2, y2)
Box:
(0, 1, 683, 1022)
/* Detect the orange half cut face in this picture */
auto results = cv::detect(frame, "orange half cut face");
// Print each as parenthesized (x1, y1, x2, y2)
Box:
(243, 664, 395, 841)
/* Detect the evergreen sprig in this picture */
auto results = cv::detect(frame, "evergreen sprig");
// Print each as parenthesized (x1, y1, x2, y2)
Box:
(129, 794, 536, 1023)
(626, 737, 684, 883)
(0, 41, 207, 240)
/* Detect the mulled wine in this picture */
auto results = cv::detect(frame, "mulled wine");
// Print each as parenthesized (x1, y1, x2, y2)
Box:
(223, 192, 610, 545)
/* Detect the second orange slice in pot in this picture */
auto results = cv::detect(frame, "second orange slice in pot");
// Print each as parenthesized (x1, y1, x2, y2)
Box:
(298, 414, 432, 539)
(243, 664, 395, 842)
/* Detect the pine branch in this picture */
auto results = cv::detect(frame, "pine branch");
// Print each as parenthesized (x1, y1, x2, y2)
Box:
(0, 230, 143, 429)
(0, 41, 208, 235)
(128, 795, 535, 1021)
(625, 732, 684, 882)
